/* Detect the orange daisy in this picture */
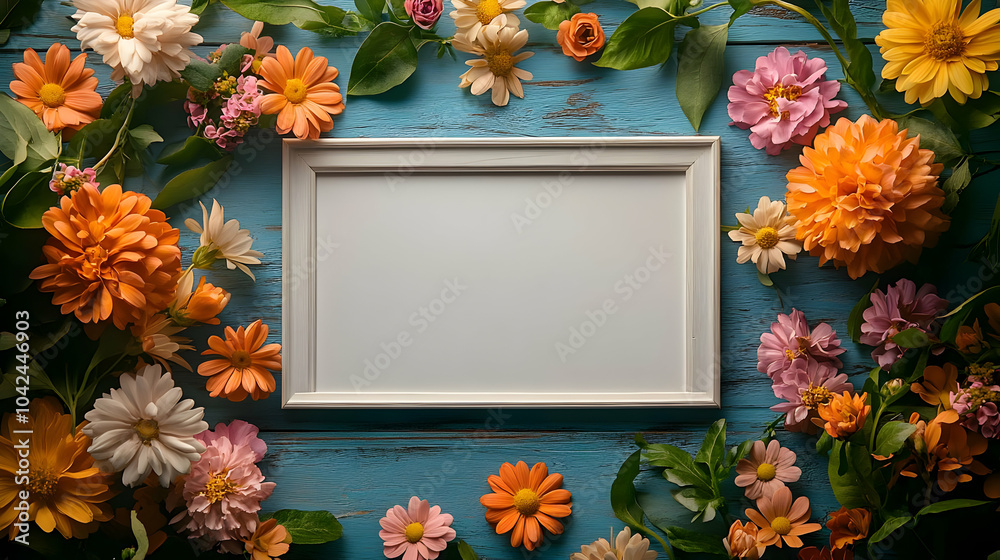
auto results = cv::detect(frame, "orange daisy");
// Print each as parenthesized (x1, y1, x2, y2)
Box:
(10, 43, 102, 132)
(198, 319, 282, 401)
(480, 461, 572, 551)
(258, 45, 345, 140)
(744, 486, 821, 548)
(28, 184, 182, 329)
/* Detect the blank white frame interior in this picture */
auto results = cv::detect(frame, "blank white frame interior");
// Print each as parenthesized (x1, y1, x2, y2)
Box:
(282, 137, 721, 408)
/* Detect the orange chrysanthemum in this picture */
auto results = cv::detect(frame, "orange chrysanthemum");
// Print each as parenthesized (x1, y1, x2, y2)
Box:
(480, 461, 572, 551)
(826, 506, 870, 550)
(258, 45, 345, 140)
(785, 115, 949, 279)
(29, 184, 182, 329)
(10, 43, 102, 132)
(0, 398, 113, 539)
(198, 319, 282, 401)
(814, 391, 870, 439)
(900, 409, 990, 492)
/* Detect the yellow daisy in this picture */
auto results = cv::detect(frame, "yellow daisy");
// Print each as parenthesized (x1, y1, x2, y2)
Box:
(875, 0, 1000, 104)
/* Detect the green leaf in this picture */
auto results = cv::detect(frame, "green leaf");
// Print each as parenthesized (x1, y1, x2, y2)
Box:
(442, 539, 478, 560)
(988, 551, 1000, 560)
(63, 118, 121, 163)
(190, 0, 212, 14)
(913, 499, 991, 523)
(217, 44, 254, 76)
(130, 511, 150, 560)
(152, 156, 232, 209)
(101, 83, 132, 119)
(610, 449, 671, 554)
(0, 93, 59, 171)
(868, 515, 910, 545)
(221, 0, 328, 27)
(347, 22, 419, 96)
(873, 421, 917, 457)
(942, 157, 971, 213)
(297, 4, 367, 36)
(663, 525, 727, 555)
(670, 486, 717, 521)
(848, 279, 879, 343)
(724, 439, 753, 468)
(891, 327, 933, 349)
(896, 115, 965, 164)
(636, 434, 712, 488)
(816, 431, 833, 455)
(594, 7, 678, 71)
(128, 125, 163, 152)
(756, 270, 773, 287)
(0, 332, 14, 351)
(728, 0, 752, 24)
(929, 91, 1000, 131)
(676, 24, 727, 131)
(157, 136, 224, 166)
(259, 510, 343, 544)
(180, 57, 223, 92)
(1, 171, 55, 228)
(694, 418, 726, 470)
(816, 0, 875, 92)
(355, 0, 385, 23)
(828, 440, 875, 509)
(523, 1, 580, 30)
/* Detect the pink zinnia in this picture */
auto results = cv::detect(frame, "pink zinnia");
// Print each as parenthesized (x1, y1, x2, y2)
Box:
(771, 360, 853, 433)
(951, 382, 1000, 439)
(49, 163, 98, 195)
(728, 46, 846, 155)
(735, 439, 801, 500)
(860, 279, 948, 368)
(379, 496, 456, 560)
(168, 420, 275, 550)
(757, 308, 844, 379)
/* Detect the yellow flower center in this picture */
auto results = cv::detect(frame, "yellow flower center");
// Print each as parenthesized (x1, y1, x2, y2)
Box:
(133, 419, 159, 444)
(231, 349, 253, 369)
(38, 83, 66, 108)
(115, 14, 135, 38)
(283, 78, 309, 104)
(26, 467, 58, 498)
(925, 22, 964, 61)
(770, 516, 792, 535)
(475, 0, 504, 25)
(756, 462, 777, 481)
(202, 471, 238, 503)
(763, 84, 802, 119)
(487, 50, 514, 77)
(512, 488, 540, 516)
(754, 226, 780, 249)
(801, 384, 833, 410)
(404, 522, 424, 543)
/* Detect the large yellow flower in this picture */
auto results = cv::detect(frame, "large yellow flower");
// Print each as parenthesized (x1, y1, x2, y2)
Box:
(0, 398, 113, 539)
(876, 0, 1000, 104)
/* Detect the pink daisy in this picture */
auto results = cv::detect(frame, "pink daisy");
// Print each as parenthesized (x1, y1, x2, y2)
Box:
(860, 279, 948, 368)
(771, 361, 853, 433)
(735, 440, 801, 500)
(379, 496, 456, 560)
(757, 308, 844, 379)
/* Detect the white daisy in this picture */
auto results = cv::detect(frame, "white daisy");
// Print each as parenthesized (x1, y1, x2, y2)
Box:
(570, 527, 658, 560)
(450, 0, 525, 42)
(83, 364, 208, 487)
(185, 199, 264, 280)
(457, 20, 533, 106)
(71, 0, 202, 94)
(728, 195, 801, 274)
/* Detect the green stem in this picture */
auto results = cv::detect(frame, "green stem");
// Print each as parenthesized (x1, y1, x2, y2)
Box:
(93, 97, 135, 171)
(685, 1, 729, 18)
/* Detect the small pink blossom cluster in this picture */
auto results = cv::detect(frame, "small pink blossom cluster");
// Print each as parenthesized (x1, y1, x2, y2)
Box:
(167, 420, 275, 552)
(758, 308, 850, 432)
(860, 279, 948, 368)
(49, 163, 98, 196)
(184, 74, 262, 151)
(950, 365, 1000, 439)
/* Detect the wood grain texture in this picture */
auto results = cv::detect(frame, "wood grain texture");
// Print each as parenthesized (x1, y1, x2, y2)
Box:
(2, 0, 999, 557)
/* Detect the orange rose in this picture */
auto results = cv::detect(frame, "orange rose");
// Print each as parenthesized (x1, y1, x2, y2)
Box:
(556, 13, 605, 62)
(814, 392, 869, 439)
(826, 507, 870, 550)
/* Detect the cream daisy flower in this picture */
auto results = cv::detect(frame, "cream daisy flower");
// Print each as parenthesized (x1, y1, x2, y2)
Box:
(570, 527, 657, 560)
(83, 364, 208, 487)
(131, 313, 194, 371)
(450, 0, 525, 42)
(71, 0, 202, 95)
(458, 21, 533, 107)
(185, 199, 264, 280)
(728, 196, 801, 274)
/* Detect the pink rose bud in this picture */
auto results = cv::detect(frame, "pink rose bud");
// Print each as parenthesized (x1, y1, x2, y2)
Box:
(404, 0, 443, 30)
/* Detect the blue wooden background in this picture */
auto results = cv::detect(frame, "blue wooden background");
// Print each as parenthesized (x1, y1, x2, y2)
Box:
(4, 0, 1000, 558)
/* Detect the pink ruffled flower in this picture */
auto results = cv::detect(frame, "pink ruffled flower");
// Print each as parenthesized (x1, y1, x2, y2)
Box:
(168, 420, 276, 551)
(49, 163, 98, 195)
(405, 0, 444, 30)
(727, 46, 846, 155)
(379, 496, 456, 560)
(757, 308, 844, 379)
(860, 279, 948, 368)
(735, 439, 801, 500)
(771, 360, 853, 433)
(951, 382, 1000, 439)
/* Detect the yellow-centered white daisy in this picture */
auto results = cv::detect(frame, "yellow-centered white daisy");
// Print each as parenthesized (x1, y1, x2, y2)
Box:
(728, 195, 801, 275)
(185, 199, 265, 280)
(458, 20, 533, 107)
(450, 0, 525, 42)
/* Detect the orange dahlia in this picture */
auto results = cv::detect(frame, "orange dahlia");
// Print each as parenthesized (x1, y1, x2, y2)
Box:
(29, 184, 182, 329)
(480, 461, 572, 551)
(785, 115, 949, 279)
(198, 319, 282, 401)
(9, 43, 102, 132)
(0, 398, 113, 539)
(258, 45, 345, 140)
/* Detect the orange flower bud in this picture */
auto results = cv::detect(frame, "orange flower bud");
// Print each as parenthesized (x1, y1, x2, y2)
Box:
(556, 13, 605, 62)
(174, 275, 231, 326)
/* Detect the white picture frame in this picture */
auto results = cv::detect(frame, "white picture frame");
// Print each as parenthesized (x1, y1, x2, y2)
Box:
(282, 137, 721, 408)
